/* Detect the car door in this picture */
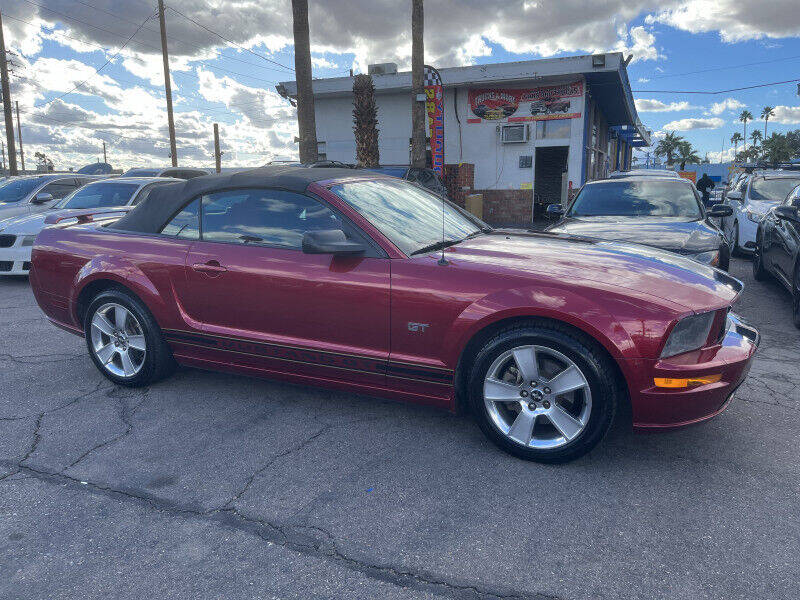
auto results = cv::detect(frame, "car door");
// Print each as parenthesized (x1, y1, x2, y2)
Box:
(32, 178, 81, 211)
(177, 187, 390, 387)
(772, 191, 800, 284)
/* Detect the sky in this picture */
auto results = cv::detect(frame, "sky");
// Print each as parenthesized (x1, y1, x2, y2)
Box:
(0, 0, 799, 170)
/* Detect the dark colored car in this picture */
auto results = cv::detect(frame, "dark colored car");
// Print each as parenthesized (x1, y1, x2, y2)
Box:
(753, 183, 800, 326)
(122, 167, 209, 179)
(30, 167, 758, 463)
(545, 177, 734, 270)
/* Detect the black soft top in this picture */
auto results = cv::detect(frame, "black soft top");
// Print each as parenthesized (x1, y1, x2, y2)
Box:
(112, 166, 366, 234)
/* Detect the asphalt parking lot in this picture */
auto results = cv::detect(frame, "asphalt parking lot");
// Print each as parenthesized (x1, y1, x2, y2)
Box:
(0, 257, 798, 600)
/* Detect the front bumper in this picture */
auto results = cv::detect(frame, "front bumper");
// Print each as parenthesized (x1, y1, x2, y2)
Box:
(630, 313, 759, 430)
(0, 235, 33, 275)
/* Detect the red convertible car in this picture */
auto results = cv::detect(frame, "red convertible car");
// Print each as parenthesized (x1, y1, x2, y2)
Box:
(30, 167, 759, 462)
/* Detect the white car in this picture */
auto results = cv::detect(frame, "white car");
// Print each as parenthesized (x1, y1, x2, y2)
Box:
(721, 172, 800, 253)
(0, 174, 107, 221)
(0, 177, 176, 276)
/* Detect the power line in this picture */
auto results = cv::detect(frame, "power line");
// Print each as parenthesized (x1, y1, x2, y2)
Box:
(632, 78, 800, 95)
(167, 5, 294, 73)
(645, 53, 800, 81)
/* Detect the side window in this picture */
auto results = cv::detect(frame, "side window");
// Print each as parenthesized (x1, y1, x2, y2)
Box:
(786, 185, 800, 206)
(201, 188, 342, 249)
(161, 199, 200, 239)
(40, 180, 79, 199)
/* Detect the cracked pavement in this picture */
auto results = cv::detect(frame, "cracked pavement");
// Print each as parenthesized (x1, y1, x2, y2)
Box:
(1, 257, 798, 599)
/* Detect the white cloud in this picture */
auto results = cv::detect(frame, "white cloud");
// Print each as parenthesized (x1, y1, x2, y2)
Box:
(768, 105, 800, 124)
(706, 147, 737, 163)
(635, 99, 693, 112)
(614, 26, 662, 62)
(662, 117, 725, 130)
(311, 55, 339, 69)
(707, 98, 745, 115)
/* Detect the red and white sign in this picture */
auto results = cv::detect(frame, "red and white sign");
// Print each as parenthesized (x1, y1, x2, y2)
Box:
(468, 81, 583, 123)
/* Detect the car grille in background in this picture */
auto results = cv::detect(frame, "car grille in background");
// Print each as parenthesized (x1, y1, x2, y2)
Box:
(0, 261, 12, 272)
(0, 235, 16, 248)
(22, 262, 31, 271)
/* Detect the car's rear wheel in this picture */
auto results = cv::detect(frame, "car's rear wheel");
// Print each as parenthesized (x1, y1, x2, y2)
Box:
(84, 288, 176, 386)
(468, 322, 617, 463)
(793, 263, 800, 329)
(731, 221, 741, 255)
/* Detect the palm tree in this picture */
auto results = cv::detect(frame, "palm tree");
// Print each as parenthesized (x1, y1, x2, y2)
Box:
(676, 140, 701, 170)
(750, 129, 763, 159)
(730, 132, 743, 159)
(352, 74, 380, 167)
(739, 110, 753, 154)
(654, 131, 684, 166)
(410, 0, 426, 168)
(761, 106, 775, 138)
(292, 0, 318, 163)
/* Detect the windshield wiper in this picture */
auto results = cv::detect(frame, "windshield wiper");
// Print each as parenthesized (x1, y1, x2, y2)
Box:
(410, 239, 461, 256)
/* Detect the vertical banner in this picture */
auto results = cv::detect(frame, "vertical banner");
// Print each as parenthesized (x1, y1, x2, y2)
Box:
(424, 65, 445, 177)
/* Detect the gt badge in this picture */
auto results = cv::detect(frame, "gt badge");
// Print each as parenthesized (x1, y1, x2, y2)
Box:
(408, 322, 430, 333)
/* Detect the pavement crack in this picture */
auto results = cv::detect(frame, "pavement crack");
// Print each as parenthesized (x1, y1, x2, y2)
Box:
(0, 380, 109, 421)
(19, 413, 44, 465)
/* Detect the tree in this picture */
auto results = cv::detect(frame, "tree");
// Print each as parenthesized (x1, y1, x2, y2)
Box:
(749, 129, 763, 159)
(352, 74, 380, 167)
(410, 0, 426, 168)
(34, 151, 53, 172)
(676, 140, 700, 170)
(739, 109, 753, 154)
(730, 132, 743, 159)
(761, 106, 775, 138)
(291, 0, 318, 164)
(654, 131, 684, 166)
(761, 133, 794, 164)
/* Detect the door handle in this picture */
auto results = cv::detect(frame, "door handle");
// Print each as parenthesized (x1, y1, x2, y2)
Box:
(192, 260, 227, 274)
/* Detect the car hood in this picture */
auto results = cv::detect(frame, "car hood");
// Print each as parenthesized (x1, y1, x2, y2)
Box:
(0, 204, 33, 222)
(444, 231, 742, 312)
(0, 211, 50, 234)
(744, 199, 778, 215)
(546, 217, 722, 254)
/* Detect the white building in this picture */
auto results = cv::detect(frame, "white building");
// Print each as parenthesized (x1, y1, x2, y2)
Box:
(278, 52, 649, 226)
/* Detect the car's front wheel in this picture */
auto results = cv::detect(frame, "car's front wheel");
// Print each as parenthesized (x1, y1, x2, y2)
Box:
(793, 263, 800, 329)
(468, 322, 618, 463)
(730, 220, 741, 255)
(752, 234, 768, 281)
(84, 288, 176, 387)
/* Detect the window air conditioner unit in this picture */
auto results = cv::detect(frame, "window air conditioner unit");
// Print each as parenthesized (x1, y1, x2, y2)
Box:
(500, 124, 529, 143)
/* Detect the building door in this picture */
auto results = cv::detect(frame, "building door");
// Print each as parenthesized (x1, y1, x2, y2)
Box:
(533, 146, 569, 219)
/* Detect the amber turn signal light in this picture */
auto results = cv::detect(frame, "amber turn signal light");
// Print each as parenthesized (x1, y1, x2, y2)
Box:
(653, 374, 722, 388)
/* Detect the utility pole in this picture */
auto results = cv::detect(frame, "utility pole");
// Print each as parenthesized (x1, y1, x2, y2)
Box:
(157, 0, 177, 167)
(0, 12, 17, 175)
(1, 140, 5, 175)
(291, 0, 317, 164)
(410, 0, 426, 168)
(15, 100, 23, 172)
(102, 140, 107, 163)
(213, 123, 221, 173)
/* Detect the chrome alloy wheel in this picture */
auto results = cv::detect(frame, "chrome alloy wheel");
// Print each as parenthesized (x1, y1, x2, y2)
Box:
(90, 303, 147, 378)
(483, 345, 592, 449)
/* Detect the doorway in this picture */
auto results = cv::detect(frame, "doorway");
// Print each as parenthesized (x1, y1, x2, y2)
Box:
(533, 146, 569, 220)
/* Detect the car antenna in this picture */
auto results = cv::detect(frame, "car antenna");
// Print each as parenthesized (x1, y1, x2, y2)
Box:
(438, 188, 449, 266)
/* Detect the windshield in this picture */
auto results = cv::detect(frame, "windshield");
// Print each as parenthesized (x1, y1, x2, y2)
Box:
(0, 178, 42, 203)
(55, 182, 140, 209)
(123, 168, 160, 177)
(749, 177, 800, 202)
(568, 180, 702, 218)
(330, 179, 485, 255)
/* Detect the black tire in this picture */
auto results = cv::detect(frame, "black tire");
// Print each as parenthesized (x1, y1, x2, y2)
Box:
(793, 263, 800, 330)
(752, 233, 768, 281)
(84, 288, 176, 387)
(468, 321, 618, 463)
(731, 221, 741, 256)
(718, 243, 730, 271)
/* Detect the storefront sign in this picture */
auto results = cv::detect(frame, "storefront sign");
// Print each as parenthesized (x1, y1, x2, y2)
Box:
(424, 65, 445, 176)
(468, 81, 582, 123)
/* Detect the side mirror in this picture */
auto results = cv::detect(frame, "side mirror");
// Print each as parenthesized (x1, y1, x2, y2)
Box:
(302, 229, 365, 255)
(707, 203, 733, 218)
(545, 203, 564, 219)
(32, 192, 54, 205)
(775, 205, 800, 223)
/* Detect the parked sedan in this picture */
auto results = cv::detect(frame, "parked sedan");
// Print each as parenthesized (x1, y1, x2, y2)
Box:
(30, 167, 758, 463)
(122, 167, 208, 179)
(545, 177, 733, 270)
(721, 172, 800, 254)
(607, 169, 680, 179)
(0, 174, 103, 220)
(753, 183, 800, 326)
(0, 177, 176, 276)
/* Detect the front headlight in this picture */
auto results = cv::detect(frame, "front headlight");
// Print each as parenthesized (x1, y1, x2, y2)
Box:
(661, 311, 716, 358)
(745, 209, 764, 223)
(691, 250, 720, 266)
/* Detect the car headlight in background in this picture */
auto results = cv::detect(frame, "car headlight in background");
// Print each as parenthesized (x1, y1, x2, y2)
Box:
(745, 209, 764, 223)
(661, 311, 716, 358)
(691, 249, 720, 266)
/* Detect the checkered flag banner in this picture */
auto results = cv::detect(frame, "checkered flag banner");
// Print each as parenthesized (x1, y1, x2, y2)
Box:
(423, 65, 443, 87)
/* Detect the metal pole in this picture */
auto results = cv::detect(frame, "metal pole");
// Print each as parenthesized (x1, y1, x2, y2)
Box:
(157, 0, 177, 166)
(15, 100, 23, 172)
(213, 123, 221, 173)
(0, 12, 17, 175)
